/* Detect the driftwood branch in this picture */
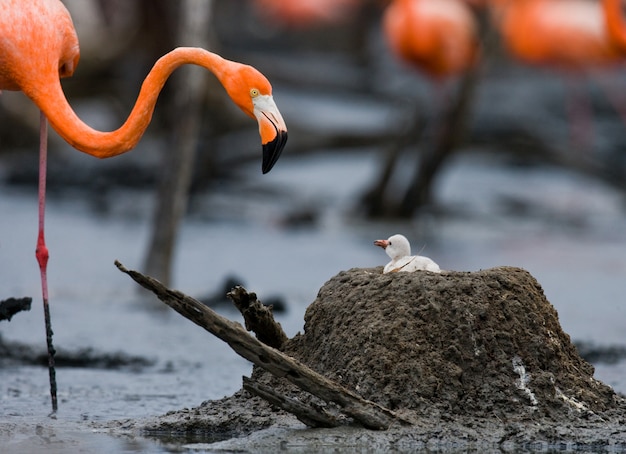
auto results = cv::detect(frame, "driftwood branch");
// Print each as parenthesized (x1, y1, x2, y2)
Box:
(227, 286, 288, 350)
(242, 376, 341, 428)
(115, 260, 410, 430)
(0, 297, 32, 322)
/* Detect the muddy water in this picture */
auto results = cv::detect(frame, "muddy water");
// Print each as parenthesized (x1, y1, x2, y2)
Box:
(1, 151, 625, 452)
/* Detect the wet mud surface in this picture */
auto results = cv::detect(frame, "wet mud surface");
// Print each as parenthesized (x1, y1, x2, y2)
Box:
(124, 267, 626, 451)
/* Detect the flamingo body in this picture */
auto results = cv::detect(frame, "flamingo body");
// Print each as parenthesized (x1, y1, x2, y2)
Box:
(383, 0, 478, 79)
(374, 234, 441, 273)
(0, 0, 79, 91)
(492, 0, 626, 70)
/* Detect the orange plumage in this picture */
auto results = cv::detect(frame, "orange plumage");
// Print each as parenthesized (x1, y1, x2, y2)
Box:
(383, 0, 479, 79)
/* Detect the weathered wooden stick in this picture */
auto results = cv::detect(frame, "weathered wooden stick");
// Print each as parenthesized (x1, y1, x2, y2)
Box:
(0, 297, 32, 322)
(115, 260, 410, 430)
(227, 286, 288, 350)
(242, 376, 341, 428)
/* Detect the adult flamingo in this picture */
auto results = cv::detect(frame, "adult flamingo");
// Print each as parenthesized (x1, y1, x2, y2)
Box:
(0, 0, 288, 413)
(489, 0, 626, 149)
(381, 0, 480, 137)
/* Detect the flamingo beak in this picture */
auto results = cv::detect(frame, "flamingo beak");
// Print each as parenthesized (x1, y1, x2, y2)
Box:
(374, 239, 389, 249)
(253, 95, 288, 174)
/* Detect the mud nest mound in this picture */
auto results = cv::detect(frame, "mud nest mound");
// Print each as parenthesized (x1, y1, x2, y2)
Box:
(278, 266, 619, 419)
(140, 266, 626, 448)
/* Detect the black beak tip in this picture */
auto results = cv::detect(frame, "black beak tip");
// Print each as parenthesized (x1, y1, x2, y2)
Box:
(262, 131, 288, 174)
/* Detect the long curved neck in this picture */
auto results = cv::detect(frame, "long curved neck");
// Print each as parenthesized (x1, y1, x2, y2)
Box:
(26, 48, 227, 158)
(604, 0, 626, 52)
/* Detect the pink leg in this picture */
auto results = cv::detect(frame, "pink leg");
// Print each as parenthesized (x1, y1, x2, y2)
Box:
(565, 76, 594, 153)
(36, 111, 57, 415)
(432, 78, 450, 122)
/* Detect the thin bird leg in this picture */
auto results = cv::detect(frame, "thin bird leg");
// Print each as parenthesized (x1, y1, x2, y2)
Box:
(593, 70, 626, 128)
(426, 79, 450, 139)
(36, 110, 58, 415)
(565, 75, 593, 154)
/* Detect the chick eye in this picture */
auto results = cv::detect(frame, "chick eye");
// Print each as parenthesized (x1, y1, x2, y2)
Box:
(250, 88, 260, 97)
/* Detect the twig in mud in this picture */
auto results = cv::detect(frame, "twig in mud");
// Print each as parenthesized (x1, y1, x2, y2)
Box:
(242, 376, 342, 428)
(227, 286, 288, 350)
(115, 260, 411, 430)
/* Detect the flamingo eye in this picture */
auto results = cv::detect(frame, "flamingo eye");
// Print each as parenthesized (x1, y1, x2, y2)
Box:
(250, 88, 260, 98)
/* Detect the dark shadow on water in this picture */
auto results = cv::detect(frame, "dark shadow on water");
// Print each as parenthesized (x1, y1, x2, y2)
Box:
(0, 334, 155, 371)
(575, 341, 626, 366)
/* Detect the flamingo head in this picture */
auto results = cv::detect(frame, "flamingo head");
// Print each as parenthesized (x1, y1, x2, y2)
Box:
(222, 64, 288, 174)
(374, 234, 412, 260)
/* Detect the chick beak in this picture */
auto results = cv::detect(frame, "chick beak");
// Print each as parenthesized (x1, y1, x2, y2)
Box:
(374, 239, 389, 249)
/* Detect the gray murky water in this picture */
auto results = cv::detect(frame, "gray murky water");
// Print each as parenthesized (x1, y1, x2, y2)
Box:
(1, 151, 625, 452)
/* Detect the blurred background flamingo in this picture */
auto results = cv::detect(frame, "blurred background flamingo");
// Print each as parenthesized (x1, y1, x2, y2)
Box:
(489, 0, 626, 152)
(361, 0, 484, 217)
